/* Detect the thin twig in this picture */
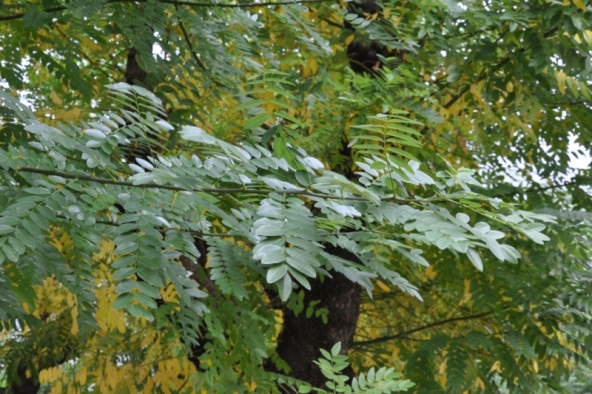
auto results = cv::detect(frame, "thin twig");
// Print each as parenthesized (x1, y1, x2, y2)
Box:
(492, 178, 588, 198)
(175, 3, 206, 71)
(0, 0, 330, 22)
(353, 311, 493, 347)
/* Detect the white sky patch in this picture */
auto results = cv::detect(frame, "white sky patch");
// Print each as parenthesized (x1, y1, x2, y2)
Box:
(153, 43, 165, 60)
(568, 133, 591, 169)
(493, 133, 591, 189)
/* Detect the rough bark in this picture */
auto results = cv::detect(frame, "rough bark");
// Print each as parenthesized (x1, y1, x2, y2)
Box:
(1, 368, 41, 394)
(273, 244, 361, 387)
(125, 47, 148, 86)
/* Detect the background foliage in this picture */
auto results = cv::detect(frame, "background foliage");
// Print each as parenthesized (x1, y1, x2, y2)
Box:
(0, 0, 591, 393)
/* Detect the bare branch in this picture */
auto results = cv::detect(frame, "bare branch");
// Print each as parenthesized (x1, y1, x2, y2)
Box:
(353, 311, 492, 347)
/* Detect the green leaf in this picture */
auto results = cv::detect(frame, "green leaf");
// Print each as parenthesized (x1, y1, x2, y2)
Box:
(185, 288, 207, 298)
(256, 224, 284, 237)
(113, 267, 136, 281)
(136, 281, 161, 299)
(266, 264, 288, 283)
(261, 125, 279, 145)
(115, 280, 137, 294)
(2, 244, 19, 262)
(114, 242, 138, 255)
(112, 255, 137, 268)
(466, 248, 483, 271)
(127, 304, 154, 321)
(275, 111, 301, 126)
(113, 293, 133, 310)
(137, 268, 164, 287)
(295, 170, 312, 186)
(244, 112, 271, 129)
(234, 99, 266, 111)
(0, 225, 15, 235)
(14, 228, 36, 249)
(133, 292, 158, 309)
(331, 342, 342, 357)
(278, 274, 293, 301)
(0, 216, 21, 226)
(23, 187, 51, 195)
(180, 126, 217, 144)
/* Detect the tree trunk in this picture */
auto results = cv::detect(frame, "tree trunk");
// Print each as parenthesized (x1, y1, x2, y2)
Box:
(273, 244, 361, 387)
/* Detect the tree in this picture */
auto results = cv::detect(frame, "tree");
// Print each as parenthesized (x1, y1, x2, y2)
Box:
(0, 0, 591, 393)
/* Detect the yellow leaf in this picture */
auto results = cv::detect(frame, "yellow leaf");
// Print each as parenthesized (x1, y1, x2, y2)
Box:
(106, 363, 118, 389)
(345, 34, 355, 46)
(39, 369, 50, 383)
(376, 280, 391, 292)
(55, 107, 82, 122)
(583, 30, 592, 45)
(438, 359, 447, 374)
(506, 81, 514, 93)
(307, 57, 318, 74)
(573, 33, 582, 43)
(50, 91, 63, 106)
(391, 347, 400, 358)
(490, 361, 502, 372)
(573, 0, 586, 10)
(469, 83, 480, 95)
(460, 279, 472, 305)
(117, 313, 126, 333)
(580, 81, 591, 100)
(425, 265, 437, 280)
(78, 367, 87, 385)
(474, 377, 485, 390)
(50, 380, 63, 394)
(70, 307, 79, 335)
(566, 76, 579, 98)
(556, 70, 567, 95)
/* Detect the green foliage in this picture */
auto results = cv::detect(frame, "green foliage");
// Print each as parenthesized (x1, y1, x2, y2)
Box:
(296, 342, 415, 393)
(0, 81, 552, 340)
(1, 0, 591, 392)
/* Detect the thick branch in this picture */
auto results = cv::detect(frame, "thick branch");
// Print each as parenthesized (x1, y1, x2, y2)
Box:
(0, 0, 330, 22)
(353, 311, 492, 347)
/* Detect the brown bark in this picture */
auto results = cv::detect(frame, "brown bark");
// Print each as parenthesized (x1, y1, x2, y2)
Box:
(272, 244, 361, 387)
(125, 47, 148, 86)
(4, 368, 42, 394)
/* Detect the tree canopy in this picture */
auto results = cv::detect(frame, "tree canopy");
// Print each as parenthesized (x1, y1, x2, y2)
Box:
(0, 0, 591, 393)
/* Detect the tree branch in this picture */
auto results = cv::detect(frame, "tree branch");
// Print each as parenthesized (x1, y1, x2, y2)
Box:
(492, 177, 590, 198)
(17, 166, 440, 203)
(353, 311, 492, 347)
(423, 25, 560, 134)
(175, 4, 206, 71)
(0, 0, 330, 22)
